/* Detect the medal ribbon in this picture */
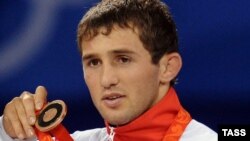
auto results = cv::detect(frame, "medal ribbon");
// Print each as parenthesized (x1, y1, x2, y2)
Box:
(35, 124, 73, 141)
(162, 108, 192, 141)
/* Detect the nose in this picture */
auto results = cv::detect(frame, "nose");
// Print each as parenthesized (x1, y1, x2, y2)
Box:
(100, 63, 119, 89)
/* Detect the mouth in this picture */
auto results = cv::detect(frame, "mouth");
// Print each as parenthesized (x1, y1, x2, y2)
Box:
(102, 93, 125, 108)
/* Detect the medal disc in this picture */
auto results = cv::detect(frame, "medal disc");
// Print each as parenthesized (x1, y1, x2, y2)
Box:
(35, 100, 67, 132)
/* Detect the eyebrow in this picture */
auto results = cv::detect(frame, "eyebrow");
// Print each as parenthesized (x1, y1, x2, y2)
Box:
(82, 49, 137, 61)
(111, 49, 136, 55)
(82, 54, 96, 60)
(82, 54, 97, 62)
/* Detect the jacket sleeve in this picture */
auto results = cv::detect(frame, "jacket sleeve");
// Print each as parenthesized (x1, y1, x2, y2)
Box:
(180, 119, 218, 141)
(0, 116, 37, 141)
(1, 115, 107, 141)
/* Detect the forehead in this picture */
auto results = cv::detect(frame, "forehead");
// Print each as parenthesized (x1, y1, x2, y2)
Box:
(81, 22, 139, 43)
(81, 25, 143, 53)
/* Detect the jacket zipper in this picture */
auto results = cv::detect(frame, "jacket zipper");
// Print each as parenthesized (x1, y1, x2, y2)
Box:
(109, 127, 115, 141)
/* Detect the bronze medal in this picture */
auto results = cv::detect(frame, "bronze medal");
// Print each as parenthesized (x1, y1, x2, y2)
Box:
(35, 100, 67, 132)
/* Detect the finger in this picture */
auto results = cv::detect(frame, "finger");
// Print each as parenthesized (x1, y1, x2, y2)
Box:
(5, 99, 26, 139)
(14, 97, 35, 138)
(34, 86, 48, 110)
(3, 105, 17, 138)
(21, 91, 36, 125)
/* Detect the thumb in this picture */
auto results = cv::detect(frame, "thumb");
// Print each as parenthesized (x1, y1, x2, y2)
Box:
(34, 86, 48, 110)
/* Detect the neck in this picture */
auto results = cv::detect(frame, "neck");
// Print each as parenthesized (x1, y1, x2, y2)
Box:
(151, 83, 170, 107)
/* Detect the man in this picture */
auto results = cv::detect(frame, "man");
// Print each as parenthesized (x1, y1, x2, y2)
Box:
(0, 0, 217, 140)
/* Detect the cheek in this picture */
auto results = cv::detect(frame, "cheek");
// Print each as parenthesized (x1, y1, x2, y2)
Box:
(84, 71, 99, 93)
(84, 72, 101, 106)
(84, 68, 97, 84)
(125, 65, 159, 87)
(124, 66, 160, 99)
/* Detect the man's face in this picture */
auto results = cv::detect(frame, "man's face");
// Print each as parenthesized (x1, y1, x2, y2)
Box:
(81, 27, 163, 126)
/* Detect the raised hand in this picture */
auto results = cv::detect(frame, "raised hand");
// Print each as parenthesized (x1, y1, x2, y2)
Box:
(3, 86, 48, 140)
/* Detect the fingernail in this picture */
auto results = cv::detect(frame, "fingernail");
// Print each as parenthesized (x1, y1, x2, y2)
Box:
(18, 133, 24, 139)
(36, 102, 43, 110)
(28, 128, 34, 137)
(29, 117, 36, 124)
(3, 115, 8, 121)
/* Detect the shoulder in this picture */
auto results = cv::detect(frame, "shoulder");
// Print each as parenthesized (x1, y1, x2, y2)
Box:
(180, 119, 218, 141)
(71, 127, 109, 141)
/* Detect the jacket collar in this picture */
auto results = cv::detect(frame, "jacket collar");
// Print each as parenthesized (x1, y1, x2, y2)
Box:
(105, 87, 184, 141)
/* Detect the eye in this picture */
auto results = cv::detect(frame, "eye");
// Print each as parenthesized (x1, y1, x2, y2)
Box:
(88, 59, 101, 67)
(117, 56, 131, 64)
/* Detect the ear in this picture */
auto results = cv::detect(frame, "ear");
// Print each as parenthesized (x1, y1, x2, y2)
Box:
(158, 52, 182, 84)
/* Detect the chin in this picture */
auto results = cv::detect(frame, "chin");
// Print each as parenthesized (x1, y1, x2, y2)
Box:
(106, 115, 133, 126)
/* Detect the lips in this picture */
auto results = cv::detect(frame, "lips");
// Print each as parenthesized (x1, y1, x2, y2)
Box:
(102, 93, 125, 108)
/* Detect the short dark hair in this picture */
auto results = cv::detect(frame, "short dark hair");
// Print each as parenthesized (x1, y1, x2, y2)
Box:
(77, 0, 179, 85)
